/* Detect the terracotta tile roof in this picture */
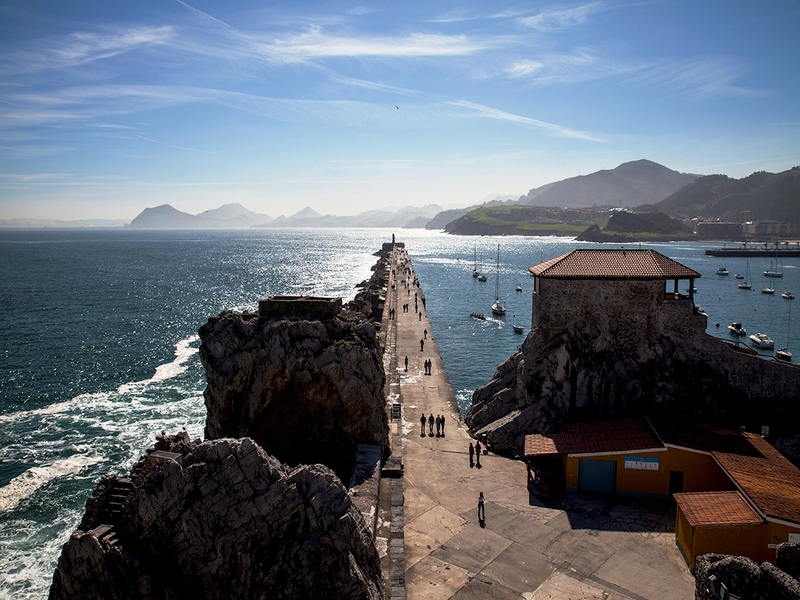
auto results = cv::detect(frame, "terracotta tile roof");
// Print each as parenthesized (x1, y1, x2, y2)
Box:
(528, 249, 701, 280)
(647, 416, 761, 456)
(675, 491, 763, 527)
(713, 433, 800, 525)
(524, 418, 663, 457)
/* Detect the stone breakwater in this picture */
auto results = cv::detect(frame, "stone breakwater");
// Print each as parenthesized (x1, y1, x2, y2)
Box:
(200, 308, 390, 483)
(49, 433, 384, 600)
(467, 316, 800, 458)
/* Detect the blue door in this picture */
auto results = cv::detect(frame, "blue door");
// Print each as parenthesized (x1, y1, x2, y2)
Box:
(578, 459, 616, 494)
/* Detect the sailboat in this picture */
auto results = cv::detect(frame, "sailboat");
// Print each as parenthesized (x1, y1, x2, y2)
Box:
(762, 265, 775, 294)
(472, 245, 479, 278)
(476, 249, 487, 281)
(776, 300, 793, 362)
(491, 244, 506, 316)
(764, 252, 783, 278)
(738, 261, 751, 290)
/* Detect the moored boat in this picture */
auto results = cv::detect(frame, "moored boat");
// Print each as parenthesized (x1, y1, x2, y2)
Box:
(512, 324, 524, 333)
(728, 322, 746, 336)
(749, 332, 774, 349)
(782, 291, 794, 300)
(491, 244, 506, 316)
(716, 267, 729, 275)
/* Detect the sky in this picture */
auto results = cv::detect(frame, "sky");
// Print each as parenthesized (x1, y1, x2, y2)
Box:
(1, 0, 799, 221)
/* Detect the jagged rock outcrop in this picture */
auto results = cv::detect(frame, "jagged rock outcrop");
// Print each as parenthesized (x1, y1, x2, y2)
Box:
(49, 433, 384, 600)
(466, 318, 800, 455)
(200, 309, 389, 482)
(694, 552, 800, 600)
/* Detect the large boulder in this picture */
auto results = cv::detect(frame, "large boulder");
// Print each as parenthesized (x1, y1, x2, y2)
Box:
(49, 433, 384, 600)
(466, 317, 800, 455)
(200, 310, 389, 482)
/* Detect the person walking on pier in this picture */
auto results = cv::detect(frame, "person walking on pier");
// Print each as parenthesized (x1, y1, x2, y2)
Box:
(404, 356, 408, 372)
(435, 415, 441, 437)
(428, 414, 434, 436)
(469, 442, 475, 467)
(441, 414, 445, 436)
(420, 414, 426, 436)
(423, 328, 427, 339)
(420, 338, 424, 352)
(478, 492, 485, 522)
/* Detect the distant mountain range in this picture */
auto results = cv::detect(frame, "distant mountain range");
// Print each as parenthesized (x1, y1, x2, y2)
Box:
(126, 202, 444, 229)
(519, 159, 699, 208)
(638, 166, 800, 222)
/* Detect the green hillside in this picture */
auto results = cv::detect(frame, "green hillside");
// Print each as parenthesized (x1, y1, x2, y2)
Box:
(445, 206, 591, 236)
(650, 166, 800, 221)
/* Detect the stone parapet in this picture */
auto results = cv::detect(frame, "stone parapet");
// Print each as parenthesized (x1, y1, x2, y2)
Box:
(258, 295, 342, 319)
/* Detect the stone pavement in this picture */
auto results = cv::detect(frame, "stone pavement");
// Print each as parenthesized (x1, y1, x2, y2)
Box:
(384, 245, 696, 600)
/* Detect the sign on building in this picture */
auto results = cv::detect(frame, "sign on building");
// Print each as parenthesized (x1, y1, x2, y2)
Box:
(624, 456, 659, 471)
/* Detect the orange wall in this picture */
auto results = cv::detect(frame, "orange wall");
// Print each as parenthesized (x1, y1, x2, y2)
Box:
(690, 524, 768, 570)
(677, 513, 800, 569)
(565, 447, 731, 496)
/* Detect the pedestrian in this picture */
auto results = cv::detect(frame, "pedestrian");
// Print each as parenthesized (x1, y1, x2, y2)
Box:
(419, 311, 422, 321)
(427, 359, 431, 375)
(404, 356, 408, 372)
(420, 414, 426, 436)
(422, 297, 426, 308)
(469, 442, 475, 466)
(435, 415, 441, 436)
(475, 440, 481, 455)
(428, 413, 434, 436)
(441, 414, 445, 436)
(478, 492, 485, 521)
(420, 339, 424, 351)
(424, 328, 427, 339)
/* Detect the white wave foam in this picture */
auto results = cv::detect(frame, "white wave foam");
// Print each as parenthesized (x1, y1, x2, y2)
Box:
(147, 334, 200, 383)
(0, 336, 201, 425)
(0, 454, 102, 513)
(120, 334, 199, 390)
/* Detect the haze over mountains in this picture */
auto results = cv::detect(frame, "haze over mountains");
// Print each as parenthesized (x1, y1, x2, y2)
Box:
(3, 160, 796, 230)
(519, 159, 699, 208)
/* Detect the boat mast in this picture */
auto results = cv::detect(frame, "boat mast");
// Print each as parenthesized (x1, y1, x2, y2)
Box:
(495, 243, 500, 303)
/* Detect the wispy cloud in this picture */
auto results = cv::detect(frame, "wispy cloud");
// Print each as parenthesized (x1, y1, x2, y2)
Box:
(135, 135, 217, 154)
(505, 50, 641, 85)
(446, 100, 605, 142)
(0, 26, 174, 75)
(346, 7, 376, 16)
(632, 56, 769, 100)
(258, 26, 490, 62)
(519, 2, 603, 31)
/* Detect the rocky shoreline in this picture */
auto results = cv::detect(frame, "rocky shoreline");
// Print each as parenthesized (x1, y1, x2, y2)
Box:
(49, 246, 400, 599)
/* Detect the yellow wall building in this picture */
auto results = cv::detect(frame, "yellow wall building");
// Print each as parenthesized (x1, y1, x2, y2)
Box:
(525, 418, 800, 570)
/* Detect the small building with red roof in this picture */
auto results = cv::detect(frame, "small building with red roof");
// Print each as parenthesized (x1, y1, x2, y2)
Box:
(528, 248, 704, 344)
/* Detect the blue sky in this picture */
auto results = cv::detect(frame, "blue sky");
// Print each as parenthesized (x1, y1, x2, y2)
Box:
(1, 0, 799, 220)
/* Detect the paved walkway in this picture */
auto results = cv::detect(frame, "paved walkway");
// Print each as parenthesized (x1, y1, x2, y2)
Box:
(387, 246, 696, 600)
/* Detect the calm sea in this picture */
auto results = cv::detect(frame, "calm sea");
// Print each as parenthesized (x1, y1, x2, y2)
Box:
(1, 228, 797, 598)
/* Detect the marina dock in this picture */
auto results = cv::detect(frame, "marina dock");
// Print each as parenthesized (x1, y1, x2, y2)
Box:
(378, 243, 694, 600)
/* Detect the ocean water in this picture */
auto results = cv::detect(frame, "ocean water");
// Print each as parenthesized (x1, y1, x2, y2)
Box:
(1, 228, 798, 598)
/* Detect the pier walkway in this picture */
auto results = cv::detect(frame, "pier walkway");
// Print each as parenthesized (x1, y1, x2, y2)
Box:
(382, 245, 695, 600)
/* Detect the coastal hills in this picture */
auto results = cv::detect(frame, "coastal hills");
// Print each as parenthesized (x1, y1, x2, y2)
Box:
(520, 159, 699, 208)
(640, 166, 800, 222)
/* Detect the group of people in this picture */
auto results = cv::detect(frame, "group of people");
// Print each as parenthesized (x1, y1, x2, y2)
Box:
(468, 440, 483, 468)
(422, 359, 432, 375)
(420, 413, 446, 437)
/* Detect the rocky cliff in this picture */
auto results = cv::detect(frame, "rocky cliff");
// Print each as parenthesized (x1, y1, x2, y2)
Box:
(200, 308, 389, 483)
(49, 433, 384, 600)
(466, 318, 800, 457)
